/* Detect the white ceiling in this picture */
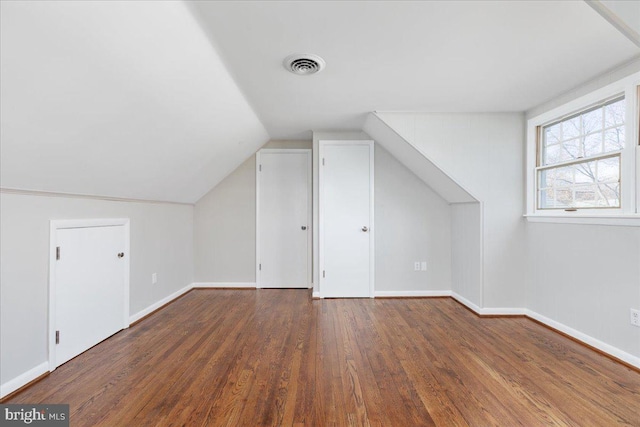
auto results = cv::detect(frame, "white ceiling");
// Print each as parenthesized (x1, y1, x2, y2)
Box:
(0, 1, 269, 203)
(1, 1, 639, 202)
(190, 0, 640, 140)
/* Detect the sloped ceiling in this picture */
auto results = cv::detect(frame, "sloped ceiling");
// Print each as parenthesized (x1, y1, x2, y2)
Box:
(190, 0, 639, 140)
(1, 1, 639, 203)
(0, 1, 269, 203)
(363, 113, 477, 204)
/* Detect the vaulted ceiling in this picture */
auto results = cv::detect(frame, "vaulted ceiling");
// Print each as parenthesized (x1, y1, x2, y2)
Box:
(1, 1, 638, 203)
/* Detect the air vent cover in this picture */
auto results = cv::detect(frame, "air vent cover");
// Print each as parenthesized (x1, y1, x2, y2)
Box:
(283, 54, 325, 75)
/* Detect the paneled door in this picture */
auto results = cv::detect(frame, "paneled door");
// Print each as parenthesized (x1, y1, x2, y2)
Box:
(257, 149, 312, 288)
(319, 141, 374, 298)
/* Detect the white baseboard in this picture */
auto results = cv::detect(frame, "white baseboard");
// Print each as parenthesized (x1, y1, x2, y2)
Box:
(375, 290, 452, 298)
(129, 283, 193, 324)
(525, 309, 640, 369)
(451, 292, 482, 313)
(450, 292, 639, 369)
(312, 291, 321, 298)
(478, 307, 527, 316)
(192, 282, 256, 288)
(1, 361, 48, 399)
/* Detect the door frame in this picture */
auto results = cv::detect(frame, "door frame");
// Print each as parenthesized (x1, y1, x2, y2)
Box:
(318, 140, 375, 298)
(255, 149, 312, 289)
(48, 218, 130, 371)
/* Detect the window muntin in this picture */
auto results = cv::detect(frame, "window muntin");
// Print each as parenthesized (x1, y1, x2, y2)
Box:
(537, 97, 625, 210)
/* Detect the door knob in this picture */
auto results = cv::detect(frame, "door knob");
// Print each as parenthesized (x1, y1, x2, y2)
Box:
(362, 226, 368, 232)
(117, 252, 125, 258)
(301, 226, 307, 230)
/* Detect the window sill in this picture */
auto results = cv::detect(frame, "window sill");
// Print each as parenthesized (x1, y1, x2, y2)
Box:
(524, 214, 640, 227)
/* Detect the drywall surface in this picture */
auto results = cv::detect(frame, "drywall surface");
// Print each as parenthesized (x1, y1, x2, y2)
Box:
(0, 192, 193, 385)
(451, 202, 483, 306)
(524, 65, 640, 361)
(526, 57, 640, 119)
(0, 1, 268, 203)
(527, 222, 640, 359)
(194, 141, 311, 283)
(375, 145, 452, 292)
(378, 113, 526, 309)
(363, 114, 477, 204)
(194, 156, 256, 283)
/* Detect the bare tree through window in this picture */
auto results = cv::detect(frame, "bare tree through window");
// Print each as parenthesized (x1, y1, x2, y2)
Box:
(538, 97, 624, 209)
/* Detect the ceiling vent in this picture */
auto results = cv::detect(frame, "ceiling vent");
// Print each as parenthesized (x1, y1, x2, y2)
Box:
(283, 54, 325, 76)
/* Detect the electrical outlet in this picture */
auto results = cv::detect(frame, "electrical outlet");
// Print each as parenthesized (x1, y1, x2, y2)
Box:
(421, 261, 427, 271)
(631, 309, 640, 327)
(414, 262, 420, 271)
(152, 273, 157, 284)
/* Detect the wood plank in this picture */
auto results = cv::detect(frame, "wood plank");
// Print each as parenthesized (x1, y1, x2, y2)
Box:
(6, 290, 640, 426)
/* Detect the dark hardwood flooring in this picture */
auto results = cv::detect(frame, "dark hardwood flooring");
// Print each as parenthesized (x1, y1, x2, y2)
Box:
(6, 289, 640, 426)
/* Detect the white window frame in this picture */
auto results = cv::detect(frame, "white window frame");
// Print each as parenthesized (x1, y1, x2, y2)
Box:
(526, 71, 640, 226)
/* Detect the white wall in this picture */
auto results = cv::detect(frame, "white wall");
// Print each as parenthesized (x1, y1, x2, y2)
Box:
(451, 202, 482, 307)
(194, 155, 256, 283)
(527, 223, 640, 359)
(375, 145, 452, 293)
(377, 113, 526, 309)
(527, 57, 640, 120)
(194, 141, 311, 284)
(0, 191, 193, 387)
(524, 62, 640, 363)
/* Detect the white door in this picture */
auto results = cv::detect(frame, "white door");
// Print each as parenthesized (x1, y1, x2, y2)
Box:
(53, 224, 127, 367)
(319, 141, 374, 298)
(257, 149, 311, 288)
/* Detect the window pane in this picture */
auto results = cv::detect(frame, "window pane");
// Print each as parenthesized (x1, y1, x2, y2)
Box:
(539, 189, 554, 209)
(563, 116, 581, 139)
(555, 188, 573, 208)
(582, 108, 602, 135)
(537, 155, 620, 209)
(583, 132, 603, 157)
(574, 161, 595, 184)
(561, 138, 581, 161)
(575, 185, 597, 207)
(543, 144, 561, 165)
(604, 126, 624, 151)
(555, 165, 573, 186)
(545, 124, 561, 145)
(596, 157, 619, 183)
(597, 183, 620, 207)
(541, 97, 624, 167)
(539, 169, 552, 188)
(604, 99, 625, 127)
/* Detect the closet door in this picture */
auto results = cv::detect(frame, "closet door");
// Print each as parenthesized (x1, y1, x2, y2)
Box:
(51, 220, 129, 369)
(319, 141, 374, 298)
(257, 149, 312, 288)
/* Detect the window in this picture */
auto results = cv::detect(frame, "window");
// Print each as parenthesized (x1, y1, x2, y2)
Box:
(537, 97, 625, 210)
(526, 71, 640, 223)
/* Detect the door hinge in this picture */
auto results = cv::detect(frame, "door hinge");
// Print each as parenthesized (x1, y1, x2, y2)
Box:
(259, 164, 262, 172)
(259, 263, 262, 271)
(55, 330, 60, 344)
(322, 158, 325, 166)
(56, 246, 60, 261)
(323, 270, 325, 278)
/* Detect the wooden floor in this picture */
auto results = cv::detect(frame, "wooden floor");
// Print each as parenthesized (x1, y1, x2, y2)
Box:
(7, 289, 640, 426)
